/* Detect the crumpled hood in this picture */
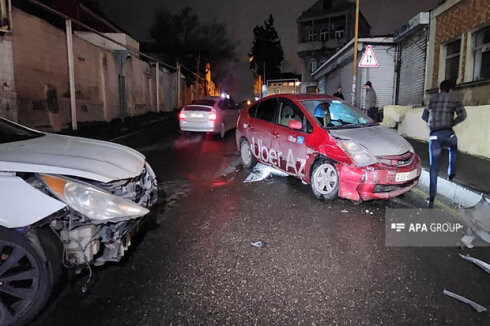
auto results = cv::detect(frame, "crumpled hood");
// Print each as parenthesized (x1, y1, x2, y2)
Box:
(0, 133, 146, 182)
(329, 125, 411, 156)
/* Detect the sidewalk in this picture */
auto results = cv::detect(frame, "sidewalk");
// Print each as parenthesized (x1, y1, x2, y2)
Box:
(408, 139, 490, 196)
(58, 111, 174, 141)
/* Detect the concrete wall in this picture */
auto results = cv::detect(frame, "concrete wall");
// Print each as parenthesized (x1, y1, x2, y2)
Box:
(5, 7, 183, 131)
(395, 105, 490, 159)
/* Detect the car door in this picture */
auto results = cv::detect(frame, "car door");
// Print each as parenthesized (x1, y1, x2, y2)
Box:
(247, 98, 278, 164)
(271, 98, 313, 180)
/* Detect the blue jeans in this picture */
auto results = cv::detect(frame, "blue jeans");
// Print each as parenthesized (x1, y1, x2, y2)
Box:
(429, 129, 458, 199)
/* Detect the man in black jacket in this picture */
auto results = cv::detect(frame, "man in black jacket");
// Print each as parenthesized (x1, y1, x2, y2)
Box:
(422, 80, 467, 207)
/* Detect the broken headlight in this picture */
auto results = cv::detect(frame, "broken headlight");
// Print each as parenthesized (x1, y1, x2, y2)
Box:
(338, 139, 377, 167)
(41, 174, 149, 222)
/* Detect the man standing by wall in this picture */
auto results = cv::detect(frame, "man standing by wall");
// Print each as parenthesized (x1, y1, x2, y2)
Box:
(364, 81, 377, 120)
(422, 80, 467, 208)
(333, 86, 344, 100)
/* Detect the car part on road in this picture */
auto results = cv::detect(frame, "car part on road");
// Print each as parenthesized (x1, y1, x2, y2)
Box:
(459, 254, 490, 274)
(0, 227, 53, 326)
(459, 195, 490, 246)
(310, 159, 339, 201)
(243, 163, 288, 183)
(251, 241, 266, 248)
(443, 289, 487, 312)
(240, 139, 257, 169)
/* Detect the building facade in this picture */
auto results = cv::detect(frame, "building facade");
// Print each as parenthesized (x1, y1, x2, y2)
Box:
(311, 37, 395, 109)
(296, 0, 370, 92)
(425, 0, 490, 105)
(394, 13, 430, 107)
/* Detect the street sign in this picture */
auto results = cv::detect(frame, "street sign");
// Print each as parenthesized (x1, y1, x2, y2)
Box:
(359, 45, 379, 68)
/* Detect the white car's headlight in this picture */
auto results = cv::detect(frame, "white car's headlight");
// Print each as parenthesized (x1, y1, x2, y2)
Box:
(338, 140, 377, 167)
(41, 174, 149, 222)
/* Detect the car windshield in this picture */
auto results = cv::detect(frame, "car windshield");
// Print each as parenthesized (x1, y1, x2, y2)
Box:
(0, 118, 45, 144)
(301, 99, 375, 129)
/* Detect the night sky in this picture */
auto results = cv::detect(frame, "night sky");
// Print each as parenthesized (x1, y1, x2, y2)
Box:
(97, 0, 441, 100)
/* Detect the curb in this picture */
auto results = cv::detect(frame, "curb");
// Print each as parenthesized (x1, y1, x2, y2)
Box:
(417, 169, 489, 207)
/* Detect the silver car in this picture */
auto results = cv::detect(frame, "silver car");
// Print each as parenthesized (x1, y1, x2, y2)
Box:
(179, 97, 241, 138)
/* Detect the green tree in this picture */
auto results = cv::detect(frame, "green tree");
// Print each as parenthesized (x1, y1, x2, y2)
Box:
(249, 14, 284, 80)
(149, 7, 235, 82)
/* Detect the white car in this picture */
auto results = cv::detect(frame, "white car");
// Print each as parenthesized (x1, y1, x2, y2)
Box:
(179, 97, 241, 138)
(0, 118, 158, 325)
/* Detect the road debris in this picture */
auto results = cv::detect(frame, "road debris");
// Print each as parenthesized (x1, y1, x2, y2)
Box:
(244, 163, 288, 183)
(341, 209, 348, 213)
(459, 254, 490, 274)
(443, 289, 487, 312)
(251, 241, 267, 248)
(459, 195, 490, 247)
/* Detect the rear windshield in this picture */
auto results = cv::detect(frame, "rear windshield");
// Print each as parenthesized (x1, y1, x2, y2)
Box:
(0, 118, 45, 144)
(301, 100, 375, 129)
(191, 99, 216, 106)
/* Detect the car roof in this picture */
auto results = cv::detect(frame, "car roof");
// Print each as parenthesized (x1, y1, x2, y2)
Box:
(258, 93, 339, 101)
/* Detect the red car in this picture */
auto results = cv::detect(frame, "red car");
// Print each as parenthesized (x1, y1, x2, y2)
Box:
(236, 94, 421, 202)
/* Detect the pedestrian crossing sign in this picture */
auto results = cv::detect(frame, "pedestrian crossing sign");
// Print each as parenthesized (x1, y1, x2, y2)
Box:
(359, 45, 379, 68)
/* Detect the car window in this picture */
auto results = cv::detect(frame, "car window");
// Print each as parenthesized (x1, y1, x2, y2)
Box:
(192, 99, 216, 106)
(255, 99, 277, 123)
(277, 101, 306, 130)
(301, 99, 374, 129)
(218, 99, 227, 110)
(248, 104, 258, 117)
(0, 118, 45, 144)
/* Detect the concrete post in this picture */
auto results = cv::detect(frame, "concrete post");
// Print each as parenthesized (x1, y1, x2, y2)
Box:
(156, 62, 160, 112)
(65, 19, 77, 130)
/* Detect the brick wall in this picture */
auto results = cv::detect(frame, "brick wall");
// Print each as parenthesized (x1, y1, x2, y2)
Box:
(432, 0, 490, 88)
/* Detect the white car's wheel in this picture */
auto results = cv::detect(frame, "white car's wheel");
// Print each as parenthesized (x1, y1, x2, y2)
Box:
(240, 139, 257, 169)
(219, 122, 226, 139)
(310, 159, 339, 201)
(0, 227, 53, 326)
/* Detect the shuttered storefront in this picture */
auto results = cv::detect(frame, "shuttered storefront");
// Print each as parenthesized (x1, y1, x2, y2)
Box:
(397, 30, 427, 106)
(359, 44, 396, 109)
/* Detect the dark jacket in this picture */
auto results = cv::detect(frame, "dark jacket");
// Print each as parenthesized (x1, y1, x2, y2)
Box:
(422, 92, 467, 132)
(333, 92, 344, 100)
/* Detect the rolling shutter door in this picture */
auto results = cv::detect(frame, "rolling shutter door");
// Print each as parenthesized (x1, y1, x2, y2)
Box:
(398, 31, 427, 106)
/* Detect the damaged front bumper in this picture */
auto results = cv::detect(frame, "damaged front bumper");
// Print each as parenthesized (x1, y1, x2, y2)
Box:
(336, 154, 421, 202)
(54, 163, 158, 267)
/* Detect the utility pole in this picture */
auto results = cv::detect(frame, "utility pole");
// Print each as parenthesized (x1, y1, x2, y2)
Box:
(351, 0, 359, 106)
(65, 19, 77, 130)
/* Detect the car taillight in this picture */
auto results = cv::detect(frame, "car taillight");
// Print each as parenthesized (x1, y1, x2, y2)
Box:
(179, 111, 186, 120)
(209, 111, 217, 121)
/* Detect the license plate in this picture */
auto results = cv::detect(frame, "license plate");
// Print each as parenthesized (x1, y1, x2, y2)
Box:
(190, 113, 204, 118)
(395, 169, 418, 182)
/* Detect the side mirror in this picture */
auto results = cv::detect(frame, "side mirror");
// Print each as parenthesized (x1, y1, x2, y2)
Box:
(288, 120, 302, 130)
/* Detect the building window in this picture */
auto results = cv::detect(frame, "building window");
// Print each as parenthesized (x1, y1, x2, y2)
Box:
(445, 39, 461, 83)
(320, 27, 328, 41)
(309, 30, 317, 42)
(335, 26, 345, 39)
(473, 26, 490, 80)
(308, 59, 317, 73)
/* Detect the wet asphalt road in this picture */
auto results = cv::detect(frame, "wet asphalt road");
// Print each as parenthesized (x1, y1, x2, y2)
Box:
(32, 119, 490, 325)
